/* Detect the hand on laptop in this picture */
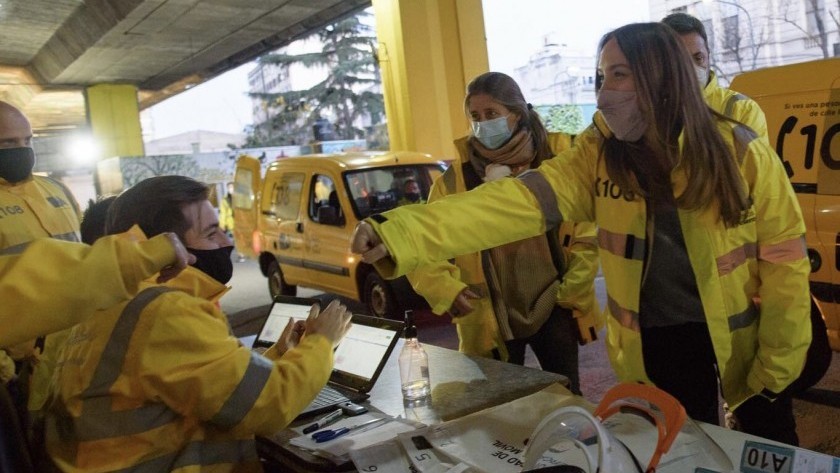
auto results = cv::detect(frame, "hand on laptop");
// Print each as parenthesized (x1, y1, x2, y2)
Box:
(264, 319, 307, 358)
(305, 299, 352, 348)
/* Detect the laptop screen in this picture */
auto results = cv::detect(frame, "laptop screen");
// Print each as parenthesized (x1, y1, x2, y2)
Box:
(333, 321, 398, 380)
(256, 297, 318, 347)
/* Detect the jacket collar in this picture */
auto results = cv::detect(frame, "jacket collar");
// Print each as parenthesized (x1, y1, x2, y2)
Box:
(140, 266, 230, 305)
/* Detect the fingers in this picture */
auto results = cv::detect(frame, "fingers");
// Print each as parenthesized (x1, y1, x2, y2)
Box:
(361, 244, 389, 264)
(156, 233, 196, 283)
(463, 289, 480, 300)
(306, 299, 353, 348)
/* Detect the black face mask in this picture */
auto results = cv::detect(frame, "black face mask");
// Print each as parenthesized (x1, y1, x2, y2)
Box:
(404, 192, 421, 202)
(188, 246, 234, 284)
(0, 147, 35, 183)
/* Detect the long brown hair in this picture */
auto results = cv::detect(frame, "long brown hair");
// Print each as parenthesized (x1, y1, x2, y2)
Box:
(464, 72, 553, 165)
(598, 23, 748, 226)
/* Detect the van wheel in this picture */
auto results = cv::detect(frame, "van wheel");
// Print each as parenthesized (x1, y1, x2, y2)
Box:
(267, 260, 296, 298)
(364, 272, 397, 319)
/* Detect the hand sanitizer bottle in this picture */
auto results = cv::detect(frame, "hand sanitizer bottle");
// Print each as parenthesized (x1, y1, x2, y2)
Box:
(399, 310, 430, 400)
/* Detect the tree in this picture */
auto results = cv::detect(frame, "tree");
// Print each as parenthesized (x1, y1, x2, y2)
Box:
(780, 0, 830, 58)
(535, 105, 585, 134)
(248, 11, 385, 147)
(712, 0, 771, 82)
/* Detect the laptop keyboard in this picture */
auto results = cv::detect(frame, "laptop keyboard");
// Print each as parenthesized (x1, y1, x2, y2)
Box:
(308, 385, 351, 410)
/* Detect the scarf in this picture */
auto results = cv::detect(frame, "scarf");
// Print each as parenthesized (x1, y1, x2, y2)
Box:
(469, 129, 535, 178)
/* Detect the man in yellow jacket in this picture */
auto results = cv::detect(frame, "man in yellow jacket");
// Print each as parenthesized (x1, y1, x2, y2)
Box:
(46, 175, 352, 472)
(661, 12, 768, 143)
(0, 100, 84, 418)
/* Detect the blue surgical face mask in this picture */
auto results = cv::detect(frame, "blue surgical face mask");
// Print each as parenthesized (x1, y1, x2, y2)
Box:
(471, 116, 512, 149)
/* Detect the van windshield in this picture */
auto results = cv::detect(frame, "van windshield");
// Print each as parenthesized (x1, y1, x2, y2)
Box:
(345, 164, 443, 218)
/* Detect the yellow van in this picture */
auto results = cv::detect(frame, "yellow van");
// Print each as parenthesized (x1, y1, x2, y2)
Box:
(233, 151, 444, 318)
(731, 59, 840, 352)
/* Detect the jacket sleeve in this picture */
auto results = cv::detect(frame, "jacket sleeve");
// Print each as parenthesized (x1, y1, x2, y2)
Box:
(137, 293, 333, 436)
(744, 140, 811, 396)
(556, 222, 600, 317)
(406, 173, 467, 315)
(369, 136, 597, 279)
(0, 229, 176, 347)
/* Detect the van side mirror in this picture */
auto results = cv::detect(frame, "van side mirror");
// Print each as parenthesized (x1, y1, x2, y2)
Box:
(317, 206, 345, 226)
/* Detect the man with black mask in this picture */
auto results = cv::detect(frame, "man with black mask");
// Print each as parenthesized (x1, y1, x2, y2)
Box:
(0, 100, 83, 428)
(398, 178, 426, 206)
(45, 175, 353, 471)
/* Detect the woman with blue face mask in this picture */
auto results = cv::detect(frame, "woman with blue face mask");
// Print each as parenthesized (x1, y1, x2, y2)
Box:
(406, 72, 602, 395)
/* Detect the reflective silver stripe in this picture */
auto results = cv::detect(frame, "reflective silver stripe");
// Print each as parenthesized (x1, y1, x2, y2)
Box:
(84, 288, 174, 395)
(0, 241, 29, 255)
(74, 399, 180, 442)
(598, 229, 645, 261)
(728, 302, 759, 331)
(210, 353, 273, 428)
(607, 295, 640, 332)
(716, 243, 757, 277)
(518, 170, 562, 229)
(72, 287, 179, 441)
(116, 439, 258, 473)
(0, 231, 80, 255)
(732, 124, 757, 164)
(759, 236, 807, 263)
(52, 231, 80, 242)
(724, 93, 746, 118)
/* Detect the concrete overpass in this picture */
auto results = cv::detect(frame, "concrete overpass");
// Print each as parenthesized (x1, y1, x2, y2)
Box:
(0, 0, 490, 167)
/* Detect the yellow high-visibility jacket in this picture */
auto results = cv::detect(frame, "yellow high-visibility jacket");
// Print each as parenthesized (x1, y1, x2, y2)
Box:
(704, 71, 769, 144)
(366, 113, 810, 409)
(46, 268, 333, 472)
(407, 133, 600, 359)
(0, 229, 178, 347)
(1, 175, 81, 411)
(0, 175, 81, 253)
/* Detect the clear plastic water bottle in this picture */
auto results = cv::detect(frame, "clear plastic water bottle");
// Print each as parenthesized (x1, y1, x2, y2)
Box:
(399, 310, 430, 400)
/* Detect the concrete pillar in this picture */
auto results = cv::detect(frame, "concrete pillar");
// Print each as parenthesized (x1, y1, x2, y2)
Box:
(372, 0, 489, 159)
(84, 84, 144, 158)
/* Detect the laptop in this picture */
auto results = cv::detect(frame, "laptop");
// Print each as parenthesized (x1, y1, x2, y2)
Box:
(253, 295, 404, 419)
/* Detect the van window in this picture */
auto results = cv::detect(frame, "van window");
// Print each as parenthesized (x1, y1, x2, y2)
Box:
(233, 169, 254, 210)
(309, 174, 342, 225)
(345, 164, 443, 218)
(264, 172, 304, 220)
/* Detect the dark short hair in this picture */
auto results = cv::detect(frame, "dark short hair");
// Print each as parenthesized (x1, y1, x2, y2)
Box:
(80, 195, 117, 244)
(106, 175, 209, 241)
(661, 12, 709, 50)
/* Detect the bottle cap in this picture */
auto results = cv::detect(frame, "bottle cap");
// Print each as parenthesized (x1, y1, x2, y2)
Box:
(404, 310, 417, 338)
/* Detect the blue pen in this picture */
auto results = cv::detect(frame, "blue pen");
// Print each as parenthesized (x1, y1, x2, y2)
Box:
(311, 417, 389, 443)
(302, 408, 343, 434)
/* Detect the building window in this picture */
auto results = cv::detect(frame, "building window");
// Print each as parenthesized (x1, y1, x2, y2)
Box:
(833, 42, 840, 56)
(722, 14, 739, 50)
(702, 19, 715, 53)
(805, 0, 826, 36)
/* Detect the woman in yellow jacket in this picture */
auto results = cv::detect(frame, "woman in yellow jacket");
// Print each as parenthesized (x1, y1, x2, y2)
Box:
(407, 72, 600, 395)
(353, 23, 810, 446)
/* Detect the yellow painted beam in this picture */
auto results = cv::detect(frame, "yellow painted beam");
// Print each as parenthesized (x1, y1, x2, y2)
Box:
(372, 0, 489, 159)
(85, 84, 144, 158)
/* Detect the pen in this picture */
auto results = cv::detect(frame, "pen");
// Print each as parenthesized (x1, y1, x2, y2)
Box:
(311, 417, 389, 443)
(302, 408, 343, 434)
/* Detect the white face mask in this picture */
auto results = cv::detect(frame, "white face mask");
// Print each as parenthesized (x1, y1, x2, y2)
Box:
(596, 89, 648, 142)
(695, 65, 709, 88)
(471, 116, 512, 149)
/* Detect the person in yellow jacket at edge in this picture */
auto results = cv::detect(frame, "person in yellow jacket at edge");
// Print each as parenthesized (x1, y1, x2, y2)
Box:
(45, 175, 353, 472)
(352, 23, 810, 447)
(0, 100, 86, 429)
(407, 72, 600, 395)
